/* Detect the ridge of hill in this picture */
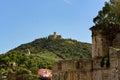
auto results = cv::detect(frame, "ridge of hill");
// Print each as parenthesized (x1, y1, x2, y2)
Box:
(11, 37, 92, 59)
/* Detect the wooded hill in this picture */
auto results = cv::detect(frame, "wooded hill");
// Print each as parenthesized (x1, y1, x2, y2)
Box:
(0, 37, 91, 79)
(12, 37, 92, 59)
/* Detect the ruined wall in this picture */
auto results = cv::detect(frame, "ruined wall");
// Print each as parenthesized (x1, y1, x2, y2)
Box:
(52, 60, 93, 80)
(92, 47, 120, 80)
(118, 53, 120, 80)
(92, 30, 109, 58)
(91, 27, 120, 80)
(92, 57, 111, 80)
(52, 71, 93, 80)
(112, 32, 120, 48)
(109, 47, 120, 80)
(93, 69, 111, 80)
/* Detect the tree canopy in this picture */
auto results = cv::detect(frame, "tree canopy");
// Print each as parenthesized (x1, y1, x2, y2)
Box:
(91, 0, 120, 30)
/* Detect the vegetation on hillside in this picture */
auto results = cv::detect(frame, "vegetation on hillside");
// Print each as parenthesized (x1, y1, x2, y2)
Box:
(11, 38, 92, 59)
(0, 37, 91, 79)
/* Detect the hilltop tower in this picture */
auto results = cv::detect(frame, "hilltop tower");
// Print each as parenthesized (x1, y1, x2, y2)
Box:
(48, 32, 62, 39)
(53, 32, 57, 39)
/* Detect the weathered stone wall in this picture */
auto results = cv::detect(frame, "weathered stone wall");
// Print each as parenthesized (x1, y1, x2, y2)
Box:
(92, 30, 109, 58)
(53, 60, 92, 72)
(118, 52, 120, 80)
(52, 48, 120, 80)
(92, 57, 111, 80)
(92, 47, 120, 80)
(93, 58, 103, 70)
(109, 47, 120, 80)
(52, 71, 92, 80)
(112, 32, 120, 48)
(93, 70, 111, 80)
(52, 60, 93, 80)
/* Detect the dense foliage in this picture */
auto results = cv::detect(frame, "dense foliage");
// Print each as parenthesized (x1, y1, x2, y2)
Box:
(12, 38, 92, 59)
(0, 37, 91, 79)
(91, 0, 120, 30)
(0, 51, 40, 80)
(90, 0, 120, 46)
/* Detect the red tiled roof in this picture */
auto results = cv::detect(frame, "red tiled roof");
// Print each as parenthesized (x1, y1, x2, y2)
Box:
(38, 69, 52, 79)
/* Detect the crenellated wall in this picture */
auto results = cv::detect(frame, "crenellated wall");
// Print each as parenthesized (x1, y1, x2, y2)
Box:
(52, 60, 93, 80)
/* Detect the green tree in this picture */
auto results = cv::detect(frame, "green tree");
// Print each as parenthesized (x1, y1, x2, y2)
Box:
(92, 0, 120, 28)
(16, 67, 31, 75)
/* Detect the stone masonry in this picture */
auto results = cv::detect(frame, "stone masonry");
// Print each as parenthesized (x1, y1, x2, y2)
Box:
(52, 26, 120, 80)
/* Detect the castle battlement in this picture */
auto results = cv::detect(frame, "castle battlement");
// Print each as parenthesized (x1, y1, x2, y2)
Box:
(48, 32, 62, 39)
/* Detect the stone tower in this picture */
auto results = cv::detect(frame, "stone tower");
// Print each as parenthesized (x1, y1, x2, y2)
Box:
(53, 32, 57, 39)
(48, 32, 62, 39)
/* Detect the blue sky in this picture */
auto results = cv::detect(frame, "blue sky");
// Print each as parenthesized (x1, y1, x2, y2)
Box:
(0, 0, 109, 54)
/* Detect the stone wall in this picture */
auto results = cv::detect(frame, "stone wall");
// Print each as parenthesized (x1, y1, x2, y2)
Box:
(109, 47, 120, 80)
(92, 30, 109, 58)
(53, 60, 93, 72)
(92, 47, 120, 80)
(112, 32, 120, 48)
(52, 71, 92, 80)
(52, 60, 93, 80)
(92, 57, 111, 80)
(52, 47, 120, 80)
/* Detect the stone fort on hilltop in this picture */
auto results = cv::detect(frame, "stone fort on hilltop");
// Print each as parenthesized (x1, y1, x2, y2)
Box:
(52, 26, 120, 80)
(48, 32, 62, 39)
